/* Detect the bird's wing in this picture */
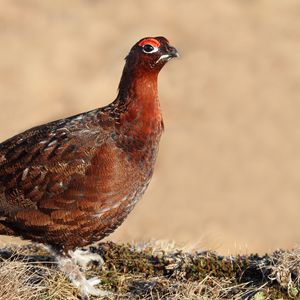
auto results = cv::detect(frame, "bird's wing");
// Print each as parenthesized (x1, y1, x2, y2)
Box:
(0, 114, 109, 218)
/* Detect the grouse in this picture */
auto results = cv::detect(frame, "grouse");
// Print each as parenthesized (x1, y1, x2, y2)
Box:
(0, 36, 178, 299)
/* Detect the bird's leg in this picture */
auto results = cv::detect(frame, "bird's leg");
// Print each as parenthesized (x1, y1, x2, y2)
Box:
(56, 254, 108, 299)
(50, 248, 109, 300)
(68, 248, 104, 269)
(44, 245, 108, 299)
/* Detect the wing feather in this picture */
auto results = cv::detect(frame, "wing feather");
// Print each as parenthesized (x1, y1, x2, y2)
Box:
(0, 114, 109, 217)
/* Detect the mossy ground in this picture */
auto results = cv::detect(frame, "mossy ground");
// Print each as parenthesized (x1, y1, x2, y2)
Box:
(0, 242, 299, 299)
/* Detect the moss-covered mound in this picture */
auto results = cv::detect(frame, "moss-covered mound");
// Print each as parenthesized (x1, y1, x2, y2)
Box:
(0, 242, 299, 299)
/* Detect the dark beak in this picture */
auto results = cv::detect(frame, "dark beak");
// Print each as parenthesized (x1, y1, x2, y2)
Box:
(167, 46, 179, 59)
(156, 45, 179, 64)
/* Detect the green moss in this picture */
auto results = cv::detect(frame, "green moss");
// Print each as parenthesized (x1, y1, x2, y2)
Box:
(1, 242, 300, 299)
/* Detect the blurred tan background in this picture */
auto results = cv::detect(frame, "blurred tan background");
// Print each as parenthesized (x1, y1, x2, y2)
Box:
(0, 0, 300, 255)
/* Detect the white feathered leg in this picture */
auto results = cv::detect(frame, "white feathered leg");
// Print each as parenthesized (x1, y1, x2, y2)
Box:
(68, 248, 104, 269)
(50, 248, 109, 300)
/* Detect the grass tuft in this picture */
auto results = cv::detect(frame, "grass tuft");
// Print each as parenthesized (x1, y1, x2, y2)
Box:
(0, 242, 300, 299)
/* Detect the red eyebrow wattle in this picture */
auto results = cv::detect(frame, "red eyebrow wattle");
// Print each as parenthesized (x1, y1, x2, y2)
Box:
(138, 38, 160, 47)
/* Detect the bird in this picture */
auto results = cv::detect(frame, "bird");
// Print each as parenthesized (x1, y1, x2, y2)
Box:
(0, 36, 178, 299)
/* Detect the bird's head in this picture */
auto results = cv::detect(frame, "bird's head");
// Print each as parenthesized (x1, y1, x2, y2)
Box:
(125, 36, 179, 73)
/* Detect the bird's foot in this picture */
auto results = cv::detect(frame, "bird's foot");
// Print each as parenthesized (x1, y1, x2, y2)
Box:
(57, 255, 110, 300)
(69, 248, 104, 269)
(78, 276, 111, 300)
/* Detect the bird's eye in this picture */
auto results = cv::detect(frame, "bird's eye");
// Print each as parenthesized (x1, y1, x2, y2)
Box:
(142, 44, 158, 54)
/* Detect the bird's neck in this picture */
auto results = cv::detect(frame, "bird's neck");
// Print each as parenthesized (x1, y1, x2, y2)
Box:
(115, 64, 163, 136)
(117, 63, 159, 105)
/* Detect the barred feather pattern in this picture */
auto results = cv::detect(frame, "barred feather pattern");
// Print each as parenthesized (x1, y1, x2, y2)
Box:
(0, 36, 176, 254)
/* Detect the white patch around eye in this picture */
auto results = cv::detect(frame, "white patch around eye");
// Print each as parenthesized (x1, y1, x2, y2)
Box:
(142, 45, 159, 54)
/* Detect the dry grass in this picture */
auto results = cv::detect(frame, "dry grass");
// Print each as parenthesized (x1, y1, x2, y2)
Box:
(0, 242, 300, 299)
(0, 245, 78, 300)
(0, 259, 45, 300)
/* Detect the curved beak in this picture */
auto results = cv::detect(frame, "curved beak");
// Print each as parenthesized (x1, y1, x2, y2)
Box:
(156, 46, 179, 64)
(167, 46, 179, 59)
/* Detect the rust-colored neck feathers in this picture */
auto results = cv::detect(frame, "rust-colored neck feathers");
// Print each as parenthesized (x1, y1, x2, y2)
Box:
(116, 56, 163, 137)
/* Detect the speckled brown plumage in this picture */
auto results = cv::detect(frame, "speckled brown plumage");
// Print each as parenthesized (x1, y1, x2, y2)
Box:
(0, 37, 178, 254)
